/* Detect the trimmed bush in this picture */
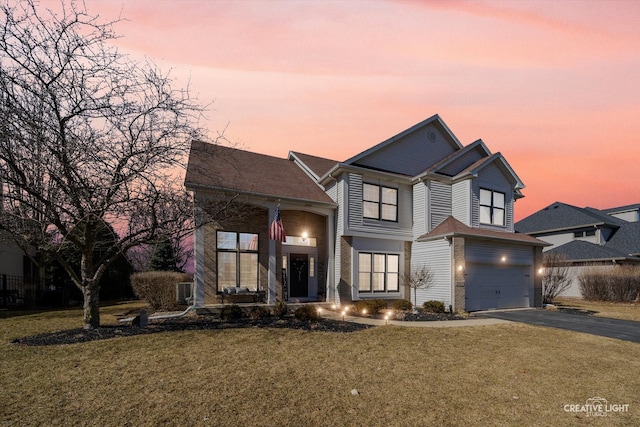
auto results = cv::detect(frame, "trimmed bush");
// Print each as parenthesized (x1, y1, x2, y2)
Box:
(250, 306, 272, 320)
(220, 304, 243, 320)
(354, 299, 388, 315)
(423, 300, 445, 313)
(273, 301, 289, 318)
(130, 271, 193, 311)
(392, 299, 413, 311)
(294, 305, 320, 321)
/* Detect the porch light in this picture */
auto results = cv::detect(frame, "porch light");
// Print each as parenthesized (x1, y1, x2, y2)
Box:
(302, 231, 309, 241)
(538, 267, 544, 275)
(457, 264, 464, 272)
(501, 256, 507, 263)
(362, 308, 367, 315)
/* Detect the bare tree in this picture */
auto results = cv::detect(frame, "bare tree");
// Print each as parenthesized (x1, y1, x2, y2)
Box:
(542, 252, 572, 304)
(0, 0, 205, 328)
(401, 264, 435, 309)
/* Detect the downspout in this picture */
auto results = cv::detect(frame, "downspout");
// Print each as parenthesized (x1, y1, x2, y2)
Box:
(118, 304, 196, 324)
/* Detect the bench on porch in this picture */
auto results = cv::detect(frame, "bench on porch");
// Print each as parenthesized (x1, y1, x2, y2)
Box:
(220, 287, 266, 304)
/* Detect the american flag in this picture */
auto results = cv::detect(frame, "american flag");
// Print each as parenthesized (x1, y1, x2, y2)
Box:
(269, 206, 286, 241)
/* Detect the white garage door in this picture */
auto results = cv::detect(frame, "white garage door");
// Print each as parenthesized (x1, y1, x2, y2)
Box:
(465, 263, 531, 311)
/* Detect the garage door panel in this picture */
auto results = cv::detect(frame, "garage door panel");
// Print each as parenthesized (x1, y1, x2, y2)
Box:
(465, 263, 531, 311)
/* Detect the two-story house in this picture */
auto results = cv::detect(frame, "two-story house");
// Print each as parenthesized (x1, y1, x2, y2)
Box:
(516, 202, 640, 297)
(185, 115, 547, 311)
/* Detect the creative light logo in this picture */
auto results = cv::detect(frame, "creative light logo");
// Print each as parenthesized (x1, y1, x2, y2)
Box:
(564, 397, 630, 417)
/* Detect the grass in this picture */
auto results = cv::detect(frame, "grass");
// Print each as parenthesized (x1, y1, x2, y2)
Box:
(554, 297, 640, 321)
(1, 302, 640, 426)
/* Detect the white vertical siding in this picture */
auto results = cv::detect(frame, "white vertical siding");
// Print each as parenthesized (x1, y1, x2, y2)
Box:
(430, 181, 452, 229)
(452, 180, 471, 226)
(410, 239, 452, 307)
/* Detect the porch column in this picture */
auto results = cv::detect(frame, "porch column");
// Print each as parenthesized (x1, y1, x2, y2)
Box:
(326, 212, 335, 303)
(193, 215, 206, 308)
(452, 236, 466, 312)
(267, 205, 277, 304)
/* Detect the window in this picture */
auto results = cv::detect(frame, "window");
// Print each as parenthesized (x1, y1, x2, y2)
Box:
(479, 189, 505, 226)
(216, 231, 258, 292)
(363, 183, 398, 221)
(358, 252, 400, 292)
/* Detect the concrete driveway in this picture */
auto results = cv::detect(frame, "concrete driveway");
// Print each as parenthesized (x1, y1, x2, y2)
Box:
(477, 309, 640, 343)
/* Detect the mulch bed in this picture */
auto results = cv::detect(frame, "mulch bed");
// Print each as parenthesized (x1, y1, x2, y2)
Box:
(11, 316, 374, 347)
(399, 311, 468, 321)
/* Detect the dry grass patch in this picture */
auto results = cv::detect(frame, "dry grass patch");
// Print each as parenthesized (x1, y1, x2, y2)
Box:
(554, 297, 640, 321)
(1, 305, 639, 426)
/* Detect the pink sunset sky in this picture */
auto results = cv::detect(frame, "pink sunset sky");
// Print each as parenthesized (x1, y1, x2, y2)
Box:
(45, 0, 640, 220)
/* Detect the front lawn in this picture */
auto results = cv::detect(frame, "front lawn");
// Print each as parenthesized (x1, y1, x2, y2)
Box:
(1, 303, 639, 426)
(554, 297, 640, 321)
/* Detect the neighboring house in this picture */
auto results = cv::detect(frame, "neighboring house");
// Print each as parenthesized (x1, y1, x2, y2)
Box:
(185, 114, 548, 311)
(0, 232, 36, 307)
(515, 202, 640, 297)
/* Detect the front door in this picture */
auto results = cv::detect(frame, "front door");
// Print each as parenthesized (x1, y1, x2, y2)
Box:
(289, 253, 309, 298)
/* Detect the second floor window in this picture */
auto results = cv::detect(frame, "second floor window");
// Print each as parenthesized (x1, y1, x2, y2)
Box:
(480, 189, 505, 226)
(363, 183, 398, 221)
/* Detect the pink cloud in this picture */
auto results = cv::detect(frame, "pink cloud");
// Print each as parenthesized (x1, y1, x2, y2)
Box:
(34, 0, 640, 218)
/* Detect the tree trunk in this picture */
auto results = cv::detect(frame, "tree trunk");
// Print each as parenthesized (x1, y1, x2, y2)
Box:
(82, 280, 101, 329)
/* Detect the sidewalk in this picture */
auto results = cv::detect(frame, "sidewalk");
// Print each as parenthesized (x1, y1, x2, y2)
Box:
(320, 309, 509, 328)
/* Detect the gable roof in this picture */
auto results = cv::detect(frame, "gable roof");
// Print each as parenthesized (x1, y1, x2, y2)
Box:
(515, 202, 621, 234)
(417, 216, 549, 246)
(455, 152, 525, 191)
(288, 151, 339, 181)
(547, 240, 640, 263)
(344, 114, 463, 166)
(426, 139, 492, 177)
(342, 114, 464, 176)
(185, 141, 335, 206)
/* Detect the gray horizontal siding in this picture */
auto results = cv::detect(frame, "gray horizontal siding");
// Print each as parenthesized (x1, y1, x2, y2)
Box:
(346, 173, 413, 239)
(466, 241, 534, 265)
(353, 125, 458, 176)
(473, 163, 515, 231)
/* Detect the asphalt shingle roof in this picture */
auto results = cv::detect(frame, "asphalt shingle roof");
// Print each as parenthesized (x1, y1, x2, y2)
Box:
(605, 222, 640, 256)
(289, 151, 339, 180)
(185, 141, 335, 205)
(417, 216, 549, 246)
(546, 240, 634, 261)
(515, 202, 621, 233)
